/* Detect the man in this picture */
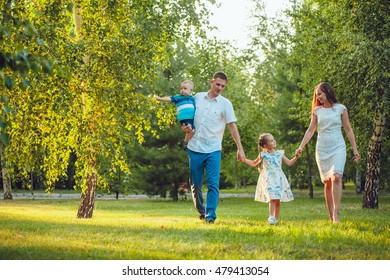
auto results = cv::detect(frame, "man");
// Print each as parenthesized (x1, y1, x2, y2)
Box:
(182, 72, 246, 224)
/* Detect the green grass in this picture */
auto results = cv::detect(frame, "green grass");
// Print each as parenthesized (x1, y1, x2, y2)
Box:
(0, 196, 389, 260)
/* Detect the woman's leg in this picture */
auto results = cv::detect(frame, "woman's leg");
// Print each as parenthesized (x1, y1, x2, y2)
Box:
(331, 174, 343, 223)
(324, 179, 333, 220)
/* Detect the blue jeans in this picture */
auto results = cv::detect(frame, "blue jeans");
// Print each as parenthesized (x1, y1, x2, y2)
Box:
(188, 149, 221, 221)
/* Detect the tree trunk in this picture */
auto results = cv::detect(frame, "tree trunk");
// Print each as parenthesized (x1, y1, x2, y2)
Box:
(363, 109, 386, 208)
(77, 169, 97, 218)
(304, 145, 314, 199)
(1, 145, 12, 200)
(73, 1, 96, 218)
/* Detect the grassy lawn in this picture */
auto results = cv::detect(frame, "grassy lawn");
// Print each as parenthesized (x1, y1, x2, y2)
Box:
(0, 195, 389, 260)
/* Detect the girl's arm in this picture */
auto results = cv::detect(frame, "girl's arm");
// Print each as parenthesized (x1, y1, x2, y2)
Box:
(243, 154, 262, 167)
(341, 109, 361, 163)
(282, 154, 299, 167)
(156, 96, 172, 102)
(295, 114, 318, 156)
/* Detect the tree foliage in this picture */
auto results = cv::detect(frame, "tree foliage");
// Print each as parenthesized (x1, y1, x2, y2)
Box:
(249, 0, 389, 205)
(0, 0, 214, 217)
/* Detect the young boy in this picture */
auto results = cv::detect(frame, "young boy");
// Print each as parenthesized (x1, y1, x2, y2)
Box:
(156, 80, 195, 150)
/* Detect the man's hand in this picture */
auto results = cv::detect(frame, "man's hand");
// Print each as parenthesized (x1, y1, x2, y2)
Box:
(237, 149, 246, 162)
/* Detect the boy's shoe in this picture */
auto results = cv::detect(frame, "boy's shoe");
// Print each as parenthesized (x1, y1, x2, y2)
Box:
(199, 214, 206, 220)
(182, 141, 188, 151)
(268, 216, 277, 225)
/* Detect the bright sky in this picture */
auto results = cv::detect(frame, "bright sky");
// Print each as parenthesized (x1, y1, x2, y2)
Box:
(206, 0, 291, 49)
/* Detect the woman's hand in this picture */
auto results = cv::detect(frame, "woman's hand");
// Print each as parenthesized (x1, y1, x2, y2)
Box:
(353, 151, 361, 163)
(295, 147, 303, 157)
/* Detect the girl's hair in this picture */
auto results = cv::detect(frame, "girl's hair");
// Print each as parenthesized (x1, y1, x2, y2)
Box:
(257, 133, 272, 173)
(311, 82, 339, 115)
(258, 133, 272, 151)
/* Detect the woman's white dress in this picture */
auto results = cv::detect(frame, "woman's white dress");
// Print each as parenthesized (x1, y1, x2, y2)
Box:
(314, 103, 347, 182)
(255, 150, 294, 203)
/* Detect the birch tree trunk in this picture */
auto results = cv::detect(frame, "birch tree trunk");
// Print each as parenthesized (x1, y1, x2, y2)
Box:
(1, 145, 12, 200)
(73, 1, 97, 218)
(363, 109, 386, 208)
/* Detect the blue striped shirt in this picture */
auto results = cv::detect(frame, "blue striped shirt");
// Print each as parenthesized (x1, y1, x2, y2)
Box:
(170, 94, 196, 121)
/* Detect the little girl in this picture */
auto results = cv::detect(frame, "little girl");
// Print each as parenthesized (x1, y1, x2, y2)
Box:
(244, 133, 299, 225)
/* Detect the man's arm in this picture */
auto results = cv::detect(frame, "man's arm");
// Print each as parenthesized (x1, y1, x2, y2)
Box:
(228, 122, 246, 162)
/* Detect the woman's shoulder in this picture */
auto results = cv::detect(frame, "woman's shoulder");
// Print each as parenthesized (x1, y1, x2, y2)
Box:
(314, 106, 322, 114)
(334, 103, 347, 112)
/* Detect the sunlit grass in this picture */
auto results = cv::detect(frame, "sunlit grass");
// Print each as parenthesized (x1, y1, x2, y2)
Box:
(0, 196, 389, 260)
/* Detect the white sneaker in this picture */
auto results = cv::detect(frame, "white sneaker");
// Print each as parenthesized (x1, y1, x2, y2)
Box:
(268, 216, 276, 225)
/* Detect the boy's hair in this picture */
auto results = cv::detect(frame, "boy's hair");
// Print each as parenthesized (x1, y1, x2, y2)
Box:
(213, 72, 228, 82)
(181, 80, 194, 90)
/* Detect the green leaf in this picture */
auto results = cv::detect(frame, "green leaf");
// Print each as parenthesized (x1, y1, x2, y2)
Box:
(19, 80, 30, 91)
(0, 132, 9, 146)
(66, 3, 74, 13)
(4, 105, 11, 113)
(42, 60, 52, 74)
(4, 77, 14, 90)
(0, 95, 8, 103)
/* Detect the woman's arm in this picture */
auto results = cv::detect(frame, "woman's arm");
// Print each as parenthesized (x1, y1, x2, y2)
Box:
(295, 115, 318, 156)
(341, 109, 361, 163)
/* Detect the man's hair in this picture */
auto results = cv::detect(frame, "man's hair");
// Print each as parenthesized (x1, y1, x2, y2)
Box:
(213, 72, 228, 82)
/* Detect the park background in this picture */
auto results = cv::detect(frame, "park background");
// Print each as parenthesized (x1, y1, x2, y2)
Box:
(0, 0, 389, 260)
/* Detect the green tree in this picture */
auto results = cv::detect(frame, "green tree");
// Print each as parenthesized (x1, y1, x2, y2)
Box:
(1, 0, 213, 218)
(288, 0, 389, 208)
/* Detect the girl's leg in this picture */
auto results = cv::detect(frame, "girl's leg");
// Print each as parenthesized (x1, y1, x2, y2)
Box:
(269, 200, 275, 218)
(324, 179, 333, 221)
(331, 174, 343, 223)
(274, 200, 281, 220)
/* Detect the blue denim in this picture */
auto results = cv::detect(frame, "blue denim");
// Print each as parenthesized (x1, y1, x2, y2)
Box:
(188, 149, 221, 222)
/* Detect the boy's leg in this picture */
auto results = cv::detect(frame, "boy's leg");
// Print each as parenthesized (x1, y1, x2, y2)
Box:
(182, 120, 195, 149)
(204, 151, 221, 222)
(188, 150, 206, 217)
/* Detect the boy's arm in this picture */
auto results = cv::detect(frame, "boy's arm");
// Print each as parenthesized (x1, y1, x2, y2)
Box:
(282, 154, 299, 167)
(156, 96, 172, 102)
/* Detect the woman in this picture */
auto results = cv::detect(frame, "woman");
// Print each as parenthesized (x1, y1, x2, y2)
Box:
(295, 82, 360, 223)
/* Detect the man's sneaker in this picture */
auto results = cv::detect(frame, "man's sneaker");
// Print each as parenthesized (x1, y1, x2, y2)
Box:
(205, 219, 214, 224)
(199, 214, 206, 220)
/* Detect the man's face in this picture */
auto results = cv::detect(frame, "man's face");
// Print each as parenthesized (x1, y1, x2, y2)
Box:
(210, 78, 227, 96)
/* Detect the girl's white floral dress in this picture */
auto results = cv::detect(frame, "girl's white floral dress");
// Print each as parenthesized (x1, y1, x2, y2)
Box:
(255, 150, 294, 203)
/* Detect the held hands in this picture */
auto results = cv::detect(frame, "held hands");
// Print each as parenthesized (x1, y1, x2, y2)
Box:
(237, 149, 246, 163)
(295, 147, 303, 157)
